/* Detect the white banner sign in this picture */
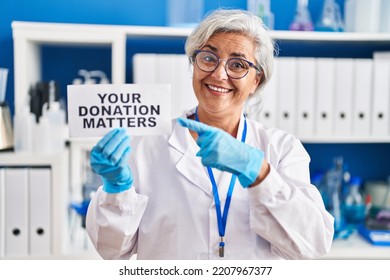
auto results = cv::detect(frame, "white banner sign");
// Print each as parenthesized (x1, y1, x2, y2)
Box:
(67, 84, 171, 138)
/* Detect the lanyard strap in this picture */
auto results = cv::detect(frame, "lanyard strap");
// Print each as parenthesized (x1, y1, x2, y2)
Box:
(194, 107, 247, 257)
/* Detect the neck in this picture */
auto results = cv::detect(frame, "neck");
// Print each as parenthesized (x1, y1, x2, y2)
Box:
(195, 107, 242, 137)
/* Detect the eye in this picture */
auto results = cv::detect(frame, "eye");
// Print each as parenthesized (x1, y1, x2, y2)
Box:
(201, 53, 217, 64)
(228, 59, 248, 72)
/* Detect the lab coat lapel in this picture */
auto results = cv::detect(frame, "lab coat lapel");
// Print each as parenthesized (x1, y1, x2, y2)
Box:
(169, 119, 213, 197)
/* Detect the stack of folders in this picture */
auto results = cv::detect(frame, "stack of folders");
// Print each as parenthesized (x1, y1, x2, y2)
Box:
(133, 53, 390, 140)
(257, 55, 390, 140)
(0, 167, 51, 258)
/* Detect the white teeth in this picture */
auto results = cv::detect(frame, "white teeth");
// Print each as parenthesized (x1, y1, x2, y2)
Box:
(207, 84, 230, 93)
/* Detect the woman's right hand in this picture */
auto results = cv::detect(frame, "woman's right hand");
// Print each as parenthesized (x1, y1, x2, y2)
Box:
(90, 128, 133, 193)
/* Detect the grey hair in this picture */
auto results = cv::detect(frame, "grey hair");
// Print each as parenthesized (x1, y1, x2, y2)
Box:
(185, 8, 276, 94)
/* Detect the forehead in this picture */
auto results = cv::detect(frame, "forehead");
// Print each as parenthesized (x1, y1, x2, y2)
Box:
(204, 32, 256, 57)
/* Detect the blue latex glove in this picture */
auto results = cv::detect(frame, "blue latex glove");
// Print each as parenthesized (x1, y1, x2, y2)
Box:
(177, 118, 264, 188)
(90, 128, 133, 193)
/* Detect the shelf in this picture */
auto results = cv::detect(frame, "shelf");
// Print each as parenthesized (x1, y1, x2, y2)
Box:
(321, 231, 390, 259)
(12, 21, 390, 42)
(270, 30, 390, 42)
(0, 151, 70, 259)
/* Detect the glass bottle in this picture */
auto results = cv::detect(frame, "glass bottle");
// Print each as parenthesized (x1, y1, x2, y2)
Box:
(343, 176, 366, 226)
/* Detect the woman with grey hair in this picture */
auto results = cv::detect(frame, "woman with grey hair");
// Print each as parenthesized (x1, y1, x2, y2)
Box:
(86, 8, 334, 260)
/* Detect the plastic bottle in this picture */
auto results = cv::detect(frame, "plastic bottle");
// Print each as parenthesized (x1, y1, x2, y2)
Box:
(13, 96, 36, 153)
(48, 81, 66, 152)
(37, 81, 66, 153)
(343, 176, 366, 226)
(34, 113, 51, 154)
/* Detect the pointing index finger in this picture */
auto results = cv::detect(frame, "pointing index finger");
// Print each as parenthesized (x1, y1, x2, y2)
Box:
(177, 117, 209, 134)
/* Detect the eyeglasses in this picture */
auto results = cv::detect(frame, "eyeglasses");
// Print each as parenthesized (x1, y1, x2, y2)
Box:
(192, 50, 261, 79)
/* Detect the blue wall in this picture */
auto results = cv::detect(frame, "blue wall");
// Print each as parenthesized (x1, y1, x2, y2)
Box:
(1, 0, 389, 183)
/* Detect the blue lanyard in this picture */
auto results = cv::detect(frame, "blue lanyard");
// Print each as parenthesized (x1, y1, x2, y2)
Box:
(194, 108, 247, 257)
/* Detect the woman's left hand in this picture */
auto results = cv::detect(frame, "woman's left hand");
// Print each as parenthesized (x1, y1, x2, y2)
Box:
(178, 118, 264, 188)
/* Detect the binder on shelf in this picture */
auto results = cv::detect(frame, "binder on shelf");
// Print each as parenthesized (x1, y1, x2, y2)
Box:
(0, 168, 5, 258)
(177, 55, 197, 117)
(296, 57, 316, 138)
(256, 57, 278, 128)
(276, 57, 297, 134)
(4, 168, 29, 257)
(371, 59, 390, 136)
(334, 59, 354, 136)
(135, 53, 197, 118)
(352, 59, 373, 137)
(29, 167, 51, 256)
(133, 53, 158, 84)
(315, 58, 335, 137)
(156, 54, 180, 117)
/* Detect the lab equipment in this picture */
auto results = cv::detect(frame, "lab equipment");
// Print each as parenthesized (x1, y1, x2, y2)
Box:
(365, 180, 390, 212)
(358, 224, 390, 246)
(247, 0, 274, 30)
(13, 94, 35, 153)
(29, 81, 61, 123)
(42, 81, 66, 152)
(316, 0, 344, 32)
(70, 150, 101, 249)
(90, 128, 133, 193)
(324, 157, 346, 237)
(289, 0, 314, 31)
(343, 176, 365, 225)
(0, 68, 13, 150)
(34, 81, 66, 154)
(89, 70, 110, 84)
(177, 117, 264, 188)
(73, 69, 110, 85)
(76, 69, 96, 84)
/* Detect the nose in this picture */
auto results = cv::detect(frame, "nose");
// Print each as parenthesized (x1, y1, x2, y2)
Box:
(211, 59, 229, 80)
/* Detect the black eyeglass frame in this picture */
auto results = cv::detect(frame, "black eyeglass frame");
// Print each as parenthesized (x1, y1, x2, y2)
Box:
(191, 50, 262, 79)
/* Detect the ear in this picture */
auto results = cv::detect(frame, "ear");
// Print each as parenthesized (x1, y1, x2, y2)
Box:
(250, 72, 262, 94)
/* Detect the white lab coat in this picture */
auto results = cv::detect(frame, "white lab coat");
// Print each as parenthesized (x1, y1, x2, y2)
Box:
(86, 108, 334, 260)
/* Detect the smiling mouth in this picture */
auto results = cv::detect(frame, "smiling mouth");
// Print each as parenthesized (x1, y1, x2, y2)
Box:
(206, 84, 232, 94)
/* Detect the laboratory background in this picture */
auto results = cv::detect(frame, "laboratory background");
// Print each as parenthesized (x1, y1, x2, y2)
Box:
(0, 0, 390, 260)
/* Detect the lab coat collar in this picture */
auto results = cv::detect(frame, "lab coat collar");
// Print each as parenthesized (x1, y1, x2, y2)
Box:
(168, 108, 247, 198)
(168, 109, 212, 197)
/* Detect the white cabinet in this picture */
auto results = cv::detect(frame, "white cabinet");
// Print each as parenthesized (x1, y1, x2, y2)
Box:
(0, 151, 100, 259)
(11, 21, 191, 114)
(10, 21, 390, 259)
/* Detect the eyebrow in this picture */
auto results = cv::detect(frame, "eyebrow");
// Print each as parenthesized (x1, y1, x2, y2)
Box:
(203, 44, 247, 59)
